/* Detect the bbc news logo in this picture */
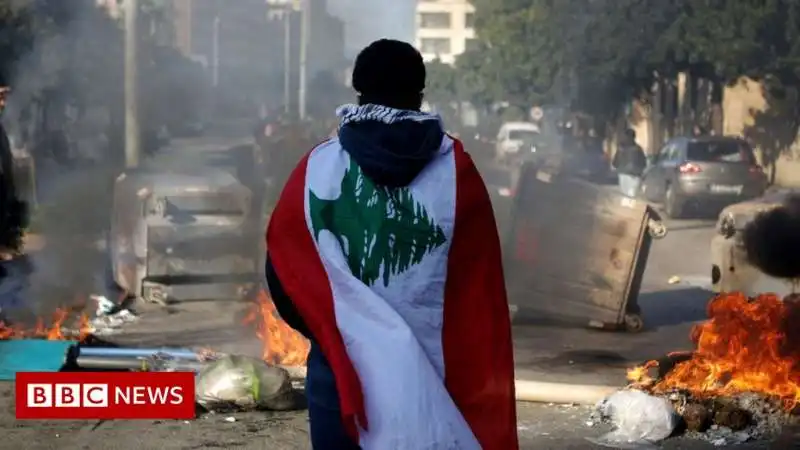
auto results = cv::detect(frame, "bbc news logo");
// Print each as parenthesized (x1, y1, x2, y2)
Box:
(16, 372, 195, 419)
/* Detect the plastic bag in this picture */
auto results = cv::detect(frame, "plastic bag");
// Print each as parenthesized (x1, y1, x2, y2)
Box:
(195, 354, 296, 412)
(587, 390, 678, 449)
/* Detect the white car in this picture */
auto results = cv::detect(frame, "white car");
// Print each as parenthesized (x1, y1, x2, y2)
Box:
(495, 122, 541, 161)
(710, 189, 797, 297)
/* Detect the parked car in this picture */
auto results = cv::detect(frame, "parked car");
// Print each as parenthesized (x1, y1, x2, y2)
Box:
(494, 122, 541, 161)
(640, 136, 767, 218)
(710, 189, 797, 297)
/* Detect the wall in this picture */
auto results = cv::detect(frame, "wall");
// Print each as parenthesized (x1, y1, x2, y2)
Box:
(722, 78, 800, 187)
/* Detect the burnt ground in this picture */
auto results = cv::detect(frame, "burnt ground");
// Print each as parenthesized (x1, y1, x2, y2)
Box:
(2, 134, 797, 448)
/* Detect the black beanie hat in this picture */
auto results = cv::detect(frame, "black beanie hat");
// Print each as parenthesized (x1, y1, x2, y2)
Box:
(351, 39, 426, 100)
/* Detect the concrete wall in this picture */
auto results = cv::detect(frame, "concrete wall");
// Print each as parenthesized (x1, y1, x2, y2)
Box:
(722, 78, 800, 187)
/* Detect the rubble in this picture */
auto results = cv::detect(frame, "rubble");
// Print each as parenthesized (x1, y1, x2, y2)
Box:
(590, 388, 795, 445)
(88, 295, 138, 335)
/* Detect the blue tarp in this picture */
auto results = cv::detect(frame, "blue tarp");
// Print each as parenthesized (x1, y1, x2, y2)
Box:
(0, 340, 73, 380)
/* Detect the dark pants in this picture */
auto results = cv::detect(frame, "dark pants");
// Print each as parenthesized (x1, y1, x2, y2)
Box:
(306, 343, 361, 450)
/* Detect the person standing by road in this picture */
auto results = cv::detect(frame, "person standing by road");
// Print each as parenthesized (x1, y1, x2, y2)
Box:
(264, 39, 518, 450)
(612, 128, 647, 198)
(0, 86, 26, 256)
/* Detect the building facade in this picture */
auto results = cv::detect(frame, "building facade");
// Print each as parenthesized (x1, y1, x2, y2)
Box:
(414, 0, 475, 64)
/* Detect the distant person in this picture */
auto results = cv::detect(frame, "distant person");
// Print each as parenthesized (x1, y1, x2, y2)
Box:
(692, 124, 706, 136)
(612, 128, 647, 198)
(264, 39, 518, 449)
(0, 85, 27, 256)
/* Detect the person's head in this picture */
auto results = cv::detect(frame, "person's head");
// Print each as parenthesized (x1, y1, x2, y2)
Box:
(351, 39, 425, 111)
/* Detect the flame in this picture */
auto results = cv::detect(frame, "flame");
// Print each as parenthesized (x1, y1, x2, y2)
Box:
(243, 290, 310, 366)
(628, 292, 800, 409)
(0, 308, 93, 341)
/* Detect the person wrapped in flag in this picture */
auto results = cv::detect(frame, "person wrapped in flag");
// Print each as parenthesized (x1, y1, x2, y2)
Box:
(265, 39, 518, 450)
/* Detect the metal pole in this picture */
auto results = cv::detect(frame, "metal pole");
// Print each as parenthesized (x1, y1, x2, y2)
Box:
(124, 0, 140, 168)
(283, 10, 291, 115)
(298, 0, 309, 120)
(212, 16, 220, 87)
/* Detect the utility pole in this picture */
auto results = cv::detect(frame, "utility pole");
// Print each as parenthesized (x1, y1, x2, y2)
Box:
(124, 0, 140, 168)
(212, 16, 220, 87)
(298, 0, 309, 120)
(283, 10, 291, 115)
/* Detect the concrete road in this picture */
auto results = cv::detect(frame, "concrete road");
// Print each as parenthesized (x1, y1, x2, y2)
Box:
(0, 387, 786, 449)
(6, 134, 785, 448)
(0, 216, 740, 449)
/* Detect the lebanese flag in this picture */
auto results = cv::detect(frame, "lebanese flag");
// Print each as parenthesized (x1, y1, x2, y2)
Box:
(267, 134, 518, 449)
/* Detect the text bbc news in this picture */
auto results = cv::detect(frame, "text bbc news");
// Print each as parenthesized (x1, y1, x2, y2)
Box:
(15, 372, 195, 420)
(27, 384, 185, 407)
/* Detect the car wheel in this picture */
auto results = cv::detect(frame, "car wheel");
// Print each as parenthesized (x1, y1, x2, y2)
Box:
(664, 184, 685, 219)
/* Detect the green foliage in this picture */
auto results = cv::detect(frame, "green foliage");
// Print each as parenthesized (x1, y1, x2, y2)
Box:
(464, 0, 800, 127)
(309, 157, 446, 287)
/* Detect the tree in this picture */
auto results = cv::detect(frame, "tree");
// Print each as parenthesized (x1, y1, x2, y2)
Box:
(424, 59, 458, 105)
(464, 0, 800, 148)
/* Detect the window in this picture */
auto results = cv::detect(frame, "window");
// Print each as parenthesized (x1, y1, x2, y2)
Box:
(465, 12, 475, 28)
(420, 38, 451, 54)
(419, 12, 451, 29)
(687, 140, 755, 163)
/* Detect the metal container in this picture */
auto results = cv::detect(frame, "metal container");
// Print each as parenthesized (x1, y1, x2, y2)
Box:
(109, 168, 262, 305)
(504, 162, 666, 332)
(77, 346, 199, 360)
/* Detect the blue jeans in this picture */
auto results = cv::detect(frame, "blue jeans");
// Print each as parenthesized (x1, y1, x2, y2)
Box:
(618, 174, 641, 198)
(306, 344, 361, 450)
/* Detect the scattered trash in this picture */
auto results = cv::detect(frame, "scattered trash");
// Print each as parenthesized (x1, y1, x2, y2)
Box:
(196, 355, 296, 412)
(224, 416, 236, 423)
(668, 276, 681, 285)
(587, 390, 678, 449)
(93, 295, 116, 316)
(89, 295, 138, 335)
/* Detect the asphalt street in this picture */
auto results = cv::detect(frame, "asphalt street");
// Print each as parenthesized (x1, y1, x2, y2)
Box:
(1, 136, 789, 449)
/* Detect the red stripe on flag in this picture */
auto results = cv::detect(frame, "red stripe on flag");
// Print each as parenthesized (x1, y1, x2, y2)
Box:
(444, 139, 519, 449)
(267, 151, 367, 438)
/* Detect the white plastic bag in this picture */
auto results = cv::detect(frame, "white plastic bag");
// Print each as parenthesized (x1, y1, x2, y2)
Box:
(587, 390, 678, 449)
(195, 355, 296, 412)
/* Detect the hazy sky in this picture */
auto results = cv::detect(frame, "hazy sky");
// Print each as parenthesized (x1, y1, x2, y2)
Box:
(325, 0, 416, 56)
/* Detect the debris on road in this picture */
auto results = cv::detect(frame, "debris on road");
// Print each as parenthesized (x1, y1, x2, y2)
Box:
(89, 295, 138, 335)
(621, 292, 799, 445)
(196, 354, 297, 412)
(668, 275, 681, 285)
(587, 389, 678, 448)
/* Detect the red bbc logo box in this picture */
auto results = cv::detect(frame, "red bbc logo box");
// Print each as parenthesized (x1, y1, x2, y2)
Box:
(15, 372, 196, 420)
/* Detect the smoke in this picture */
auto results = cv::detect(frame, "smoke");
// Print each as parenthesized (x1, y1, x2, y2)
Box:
(325, 0, 416, 56)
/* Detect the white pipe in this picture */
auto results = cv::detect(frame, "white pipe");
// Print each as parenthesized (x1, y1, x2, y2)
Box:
(514, 380, 618, 405)
(279, 365, 619, 405)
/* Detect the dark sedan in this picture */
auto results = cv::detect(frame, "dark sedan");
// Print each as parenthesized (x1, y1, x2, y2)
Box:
(640, 136, 767, 218)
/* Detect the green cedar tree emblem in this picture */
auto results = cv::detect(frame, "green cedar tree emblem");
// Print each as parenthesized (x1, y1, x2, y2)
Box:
(308, 158, 446, 287)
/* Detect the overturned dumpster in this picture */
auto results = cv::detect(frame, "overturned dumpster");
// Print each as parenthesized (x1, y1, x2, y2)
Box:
(504, 162, 666, 332)
(108, 168, 262, 305)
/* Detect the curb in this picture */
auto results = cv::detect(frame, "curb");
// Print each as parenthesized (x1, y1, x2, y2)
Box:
(280, 365, 620, 405)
